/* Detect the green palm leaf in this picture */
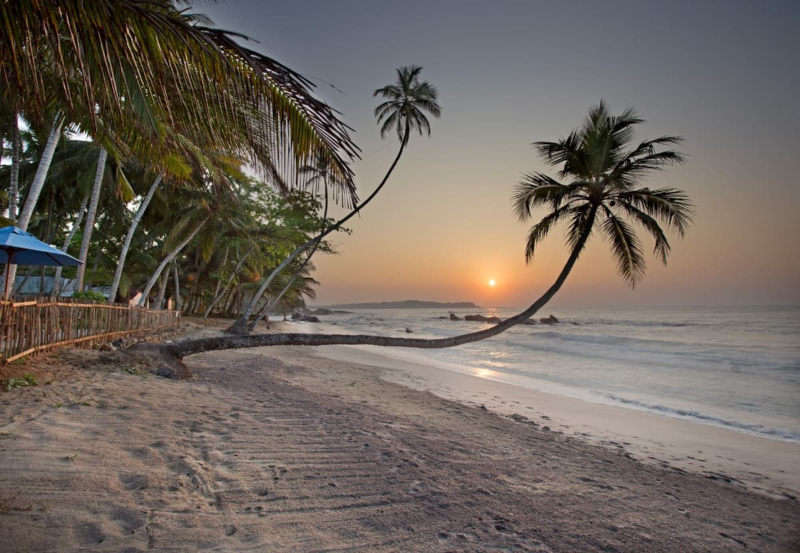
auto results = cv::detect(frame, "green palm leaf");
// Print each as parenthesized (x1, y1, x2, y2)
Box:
(601, 208, 646, 287)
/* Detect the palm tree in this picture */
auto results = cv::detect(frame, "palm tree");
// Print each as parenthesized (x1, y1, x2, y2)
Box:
(156, 102, 693, 362)
(513, 101, 692, 286)
(374, 65, 441, 143)
(74, 147, 108, 292)
(107, 172, 164, 302)
(228, 65, 442, 334)
(1, 0, 359, 238)
(246, 155, 332, 330)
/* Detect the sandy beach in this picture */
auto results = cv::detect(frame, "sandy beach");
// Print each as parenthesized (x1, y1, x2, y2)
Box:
(312, 341, 800, 500)
(1, 322, 799, 552)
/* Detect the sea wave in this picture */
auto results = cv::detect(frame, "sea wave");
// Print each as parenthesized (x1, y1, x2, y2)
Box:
(603, 394, 800, 442)
(582, 319, 698, 328)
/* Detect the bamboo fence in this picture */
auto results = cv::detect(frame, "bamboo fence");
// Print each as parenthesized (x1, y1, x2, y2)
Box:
(0, 298, 180, 364)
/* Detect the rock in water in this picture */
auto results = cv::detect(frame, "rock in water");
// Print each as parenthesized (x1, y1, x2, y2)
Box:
(539, 314, 559, 324)
(465, 314, 502, 323)
(292, 313, 321, 323)
(449, 313, 462, 321)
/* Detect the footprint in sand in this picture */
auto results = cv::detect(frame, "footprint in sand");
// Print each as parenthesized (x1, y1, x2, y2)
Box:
(119, 473, 149, 491)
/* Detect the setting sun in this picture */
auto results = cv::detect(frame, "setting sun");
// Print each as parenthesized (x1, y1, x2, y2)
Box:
(488, 279, 496, 287)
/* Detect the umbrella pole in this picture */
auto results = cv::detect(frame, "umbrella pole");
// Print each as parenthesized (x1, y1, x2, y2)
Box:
(4, 257, 11, 301)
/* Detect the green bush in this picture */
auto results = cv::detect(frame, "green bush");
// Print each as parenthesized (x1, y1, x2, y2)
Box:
(72, 290, 107, 303)
(4, 373, 39, 391)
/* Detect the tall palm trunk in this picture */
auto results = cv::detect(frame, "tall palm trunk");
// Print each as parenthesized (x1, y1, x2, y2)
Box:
(154, 270, 169, 310)
(172, 261, 182, 311)
(165, 206, 598, 359)
(8, 113, 20, 222)
(53, 192, 89, 295)
(75, 148, 107, 292)
(108, 173, 163, 302)
(229, 127, 411, 335)
(16, 117, 63, 230)
(9, 117, 64, 293)
(138, 214, 211, 307)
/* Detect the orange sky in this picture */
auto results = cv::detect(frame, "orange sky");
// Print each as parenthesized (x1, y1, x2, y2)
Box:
(206, 1, 800, 308)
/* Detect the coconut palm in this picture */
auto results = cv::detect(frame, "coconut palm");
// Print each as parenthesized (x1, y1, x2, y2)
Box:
(514, 101, 693, 286)
(1, 0, 358, 234)
(228, 65, 442, 334)
(154, 102, 693, 362)
(374, 65, 441, 143)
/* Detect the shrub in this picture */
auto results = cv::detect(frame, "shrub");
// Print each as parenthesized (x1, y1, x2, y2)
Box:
(72, 290, 108, 303)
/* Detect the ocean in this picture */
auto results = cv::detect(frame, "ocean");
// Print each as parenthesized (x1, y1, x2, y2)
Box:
(310, 305, 800, 443)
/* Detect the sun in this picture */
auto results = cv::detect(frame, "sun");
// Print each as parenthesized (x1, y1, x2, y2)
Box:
(488, 279, 496, 287)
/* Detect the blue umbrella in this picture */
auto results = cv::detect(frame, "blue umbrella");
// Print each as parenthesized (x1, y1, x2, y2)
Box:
(0, 226, 82, 300)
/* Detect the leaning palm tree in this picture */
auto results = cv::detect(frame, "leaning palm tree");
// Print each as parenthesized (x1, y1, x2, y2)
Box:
(132, 102, 694, 365)
(228, 65, 442, 334)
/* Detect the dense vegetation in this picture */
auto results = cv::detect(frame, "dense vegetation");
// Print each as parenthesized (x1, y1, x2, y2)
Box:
(0, 0, 361, 317)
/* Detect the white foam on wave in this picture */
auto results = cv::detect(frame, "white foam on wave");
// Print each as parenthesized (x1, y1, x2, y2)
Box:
(603, 393, 800, 443)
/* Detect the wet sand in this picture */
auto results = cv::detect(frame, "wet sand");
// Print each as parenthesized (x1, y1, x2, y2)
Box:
(0, 326, 798, 551)
(313, 342, 800, 500)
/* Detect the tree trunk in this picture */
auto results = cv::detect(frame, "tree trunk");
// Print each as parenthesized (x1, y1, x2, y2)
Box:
(53, 192, 89, 296)
(229, 127, 411, 335)
(203, 245, 255, 318)
(138, 214, 211, 306)
(17, 118, 63, 230)
(249, 184, 329, 330)
(75, 147, 107, 292)
(172, 261, 181, 311)
(108, 173, 163, 302)
(159, 206, 599, 360)
(155, 269, 169, 310)
(8, 113, 20, 222)
(210, 247, 229, 300)
(10, 117, 64, 291)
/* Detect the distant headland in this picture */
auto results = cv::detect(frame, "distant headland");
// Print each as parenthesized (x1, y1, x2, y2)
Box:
(319, 300, 480, 310)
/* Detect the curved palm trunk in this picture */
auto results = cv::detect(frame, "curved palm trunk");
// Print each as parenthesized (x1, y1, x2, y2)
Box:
(248, 185, 329, 330)
(16, 117, 63, 230)
(166, 206, 598, 359)
(229, 128, 411, 335)
(8, 113, 20, 222)
(75, 148, 107, 292)
(53, 192, 89, 296)
(203, 245, 256, 318)
(138, 214, 211, 307)
(108, 173, 163, 302)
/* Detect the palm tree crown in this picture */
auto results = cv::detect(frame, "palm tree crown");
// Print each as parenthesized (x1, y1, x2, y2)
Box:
(373, 65, 442, 142)
(513, 101, 694, 286)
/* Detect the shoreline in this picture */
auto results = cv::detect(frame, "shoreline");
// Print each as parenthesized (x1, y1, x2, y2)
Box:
(298, 334, 800, 501)
(1, 323, 798, 551)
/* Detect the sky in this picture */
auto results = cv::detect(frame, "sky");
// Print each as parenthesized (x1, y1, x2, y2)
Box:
(203, 0, 800, 308)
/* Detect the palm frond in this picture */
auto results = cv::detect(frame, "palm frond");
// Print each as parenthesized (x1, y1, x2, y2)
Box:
(616, 201, 671, 264)
(619, 187, 694, 236)
(601, 208, 646, 287)
(524, 204, 574, 263)
(512, 173, 573, 220)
